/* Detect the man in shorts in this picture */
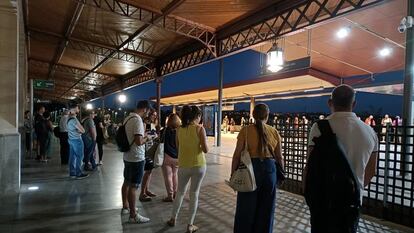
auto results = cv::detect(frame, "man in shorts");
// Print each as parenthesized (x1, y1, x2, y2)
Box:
(120, 100, 152, 223)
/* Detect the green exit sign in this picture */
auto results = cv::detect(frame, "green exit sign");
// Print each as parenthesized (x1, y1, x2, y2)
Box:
(33, 80, 55, 90)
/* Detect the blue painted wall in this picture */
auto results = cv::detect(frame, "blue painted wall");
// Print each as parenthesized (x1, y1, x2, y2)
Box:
(233, 92, 402, 116)
(88, 49, 403, 116)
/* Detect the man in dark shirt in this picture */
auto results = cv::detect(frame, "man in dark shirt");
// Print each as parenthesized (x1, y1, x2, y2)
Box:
(34, 105, 48, 161)
(94, 114, 105, 165)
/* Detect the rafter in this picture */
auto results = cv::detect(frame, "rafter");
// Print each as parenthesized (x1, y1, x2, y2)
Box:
(42, 1, 85, 98)
(29, 27, 155, 63)
(29, 59, 117, 83)
(75, 0, 217, 56)
(60, 0, 189, 98)
(218, 0, 385, 55)
(112, 0, 386, 93)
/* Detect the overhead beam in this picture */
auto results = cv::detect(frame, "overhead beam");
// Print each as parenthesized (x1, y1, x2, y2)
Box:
(218, 0, 385, 55)
(118, 0, 386, 93)
(29, 27, 156, 62)
(61, 0, 188, 98)
(29, 58, 117, 82)
(46, 1, 84, 80)
(75, 0, 216, 56)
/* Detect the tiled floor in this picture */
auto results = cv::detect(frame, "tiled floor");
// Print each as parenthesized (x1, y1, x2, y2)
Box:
(0, 135, 413, 233)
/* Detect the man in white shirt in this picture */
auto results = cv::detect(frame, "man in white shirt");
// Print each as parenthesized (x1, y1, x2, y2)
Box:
(307, 85, 378, 232)
(120, 100, 152, 224)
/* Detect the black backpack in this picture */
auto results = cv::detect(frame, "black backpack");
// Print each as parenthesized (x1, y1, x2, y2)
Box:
(116, 116, 137, 152)
(304, 120, 360, 226)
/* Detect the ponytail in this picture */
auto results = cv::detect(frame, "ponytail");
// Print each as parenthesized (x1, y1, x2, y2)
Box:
(253, 103, 271, 156)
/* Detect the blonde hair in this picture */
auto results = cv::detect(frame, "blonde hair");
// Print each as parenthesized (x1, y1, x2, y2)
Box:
(167, 113, 181, 128)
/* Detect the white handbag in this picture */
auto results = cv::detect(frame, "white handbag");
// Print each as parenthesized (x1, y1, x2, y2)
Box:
(226, 129, 257, 192)
(153, 131, 165, 167)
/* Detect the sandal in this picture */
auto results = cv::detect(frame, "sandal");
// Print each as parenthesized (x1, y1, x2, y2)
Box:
(146, 190, 157, 197)
(162, 197, 174, 202)
(167, 218, 176, 227)
(186, 224, 199, 233)
(139, 195, 152, 202)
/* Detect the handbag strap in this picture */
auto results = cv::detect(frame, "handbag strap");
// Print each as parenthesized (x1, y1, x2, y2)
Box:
(244, 126, 249, 151)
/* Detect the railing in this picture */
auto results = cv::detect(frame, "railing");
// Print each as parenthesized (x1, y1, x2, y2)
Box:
(275, 122, 414, 228)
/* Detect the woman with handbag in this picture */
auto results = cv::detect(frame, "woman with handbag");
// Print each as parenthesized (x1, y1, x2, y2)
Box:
(231, 103, 284, 233)
(167, 105, 209, 233)
(161, 113, 181, 202)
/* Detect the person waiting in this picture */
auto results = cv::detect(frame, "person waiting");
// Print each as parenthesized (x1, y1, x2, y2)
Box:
(167, 105, 209, 233)
(231, 103, 283, 233)
(161, 113, 181, 202)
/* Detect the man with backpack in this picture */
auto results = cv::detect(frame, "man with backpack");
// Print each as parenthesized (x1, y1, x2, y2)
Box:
(119, 100, 152, 224)
(305, 85, 378, 233)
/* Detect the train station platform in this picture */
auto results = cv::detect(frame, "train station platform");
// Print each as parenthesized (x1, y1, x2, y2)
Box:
(0, 137, 412, 233)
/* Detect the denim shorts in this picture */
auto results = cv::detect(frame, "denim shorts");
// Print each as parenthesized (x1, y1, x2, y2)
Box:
(123, 160, 145, 188)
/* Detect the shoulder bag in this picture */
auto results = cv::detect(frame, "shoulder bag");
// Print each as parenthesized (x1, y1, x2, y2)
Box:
(226, 128, 257, 192)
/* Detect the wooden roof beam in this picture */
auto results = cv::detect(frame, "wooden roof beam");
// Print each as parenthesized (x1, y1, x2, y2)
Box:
(29, 27, 156, 61)
(61, 0, 189, 98)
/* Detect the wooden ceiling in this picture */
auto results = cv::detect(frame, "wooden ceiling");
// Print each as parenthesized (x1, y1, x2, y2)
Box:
(26, 0, 405, 102)
(27, 0, 282, 101)
(253, 0, 406, 78)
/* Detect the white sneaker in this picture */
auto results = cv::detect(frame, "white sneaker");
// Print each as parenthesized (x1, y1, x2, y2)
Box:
(129, 214, 150, 224)
(121, 207, 138, 215)
(121, 208, 129, 215)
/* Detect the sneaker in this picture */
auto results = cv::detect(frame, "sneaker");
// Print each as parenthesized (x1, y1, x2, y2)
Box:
(69, 175, 77, 179)
(76, 173, 89, 179)
(129, 214, 150, 224)
(98, 161, 103, 165)
(121, 207, 138, 215)
(121, 208, 130, 215)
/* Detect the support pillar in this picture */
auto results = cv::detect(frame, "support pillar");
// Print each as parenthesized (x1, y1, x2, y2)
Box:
(156, 77, 162, 129)
(250, 97, 255, 122)
(217, 59, 224, 147)
(401, 0, 414, 174)
(0, 0, 25, 195)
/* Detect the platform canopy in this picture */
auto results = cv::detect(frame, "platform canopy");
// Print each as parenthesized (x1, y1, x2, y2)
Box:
(24, 0, 405, 102)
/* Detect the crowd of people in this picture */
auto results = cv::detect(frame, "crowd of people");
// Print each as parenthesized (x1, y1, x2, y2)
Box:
(23, 84, 382, 232)
(113, 84, 377, 233)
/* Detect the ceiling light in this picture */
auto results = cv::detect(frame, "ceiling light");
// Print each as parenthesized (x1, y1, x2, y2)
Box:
(86, 103, 93, 110)
(28, 186, 39, 191)
(267, 43, 284, 73)
(118, 94, 127, 103)
(379, 47, 391, 57)
(336, 27, 351, 39)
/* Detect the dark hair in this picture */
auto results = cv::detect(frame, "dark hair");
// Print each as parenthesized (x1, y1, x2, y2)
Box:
(136, 100, 152, 110)
(37, 105, 45, 111)
(180, 105, 201, 127)
(24, 110, 30, 116)
(331, 84, 355, 109)
(68, 100, 79, 109)
(43, 111, 51, 119)
(253, 103, 270, 156)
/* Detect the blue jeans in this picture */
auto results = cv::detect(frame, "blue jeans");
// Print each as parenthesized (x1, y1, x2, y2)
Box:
(69, 138, 84, 176)
(234, 158, 277, 233)
(82, 135, 96, 169)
